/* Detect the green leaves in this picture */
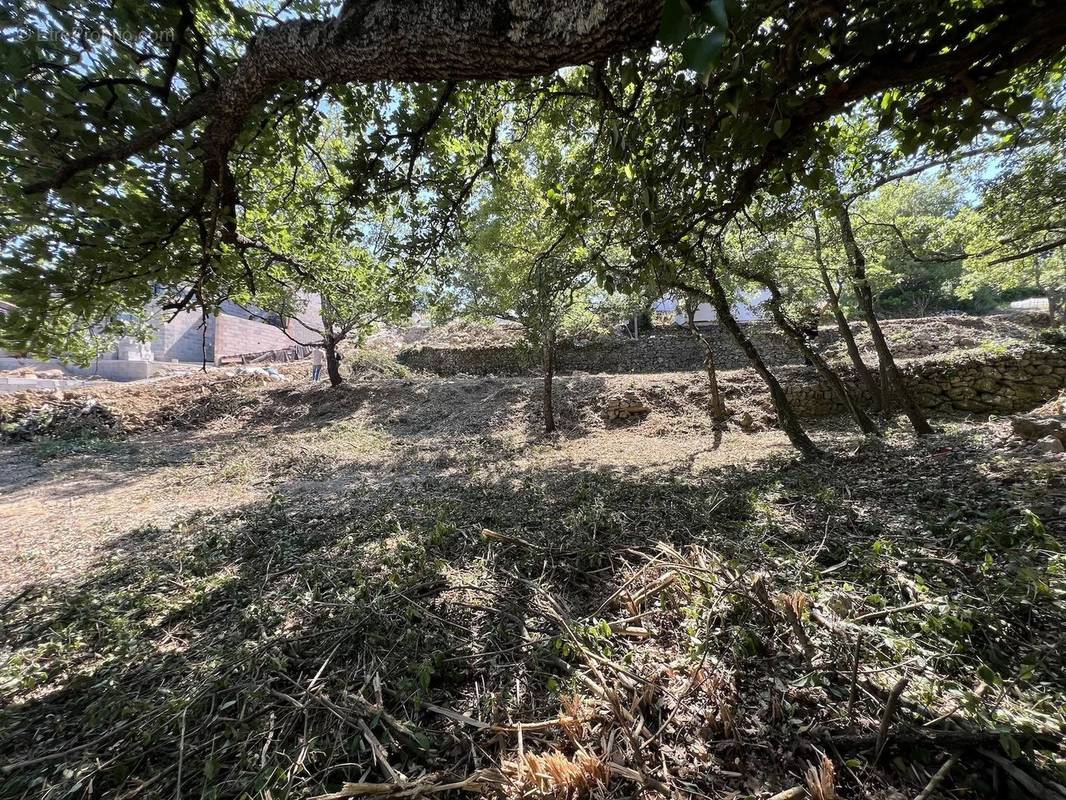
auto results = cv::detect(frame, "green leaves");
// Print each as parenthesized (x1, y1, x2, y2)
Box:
(681, 30, 727, 79)
(659, 0, 693, 45)
(660, 0, 730, 81)
(999, 732, 1022, 761)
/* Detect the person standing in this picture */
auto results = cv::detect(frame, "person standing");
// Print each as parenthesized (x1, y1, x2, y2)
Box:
(310, 346, 324, 382)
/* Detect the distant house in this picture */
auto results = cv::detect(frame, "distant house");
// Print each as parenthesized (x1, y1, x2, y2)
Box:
(652, 288, 771, 326)
(1008, 296, 1050, 312)
(0, 295, 324, 379)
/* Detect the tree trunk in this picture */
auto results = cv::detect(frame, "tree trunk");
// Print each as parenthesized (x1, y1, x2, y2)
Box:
(821, 269, 884, 411)
(542, 332, 556, 434)
(1048, 290, 1062, 326)
(762, 284, 881, 437)
(701, 259, 821, 460)
(828, 194, 933, 435)
(685, 306, 726, 422)
(324, 337, 344, 387)
(811, 212, 883, 410)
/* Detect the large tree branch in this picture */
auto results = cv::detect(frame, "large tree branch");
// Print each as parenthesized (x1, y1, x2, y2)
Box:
(721, 1, 1066, 223)
(979, 235, 1066, 267)
(841, 139, 1048, 204)
(23, 0, 663, 196)
(23, 93, 216, 194)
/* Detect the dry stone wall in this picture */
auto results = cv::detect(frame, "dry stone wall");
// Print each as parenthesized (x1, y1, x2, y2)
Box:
(398, 324, 801, 376)
(783, 346, 1066, 418)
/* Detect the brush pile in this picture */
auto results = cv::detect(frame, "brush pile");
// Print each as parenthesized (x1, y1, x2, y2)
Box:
(0, 394, 121, 440)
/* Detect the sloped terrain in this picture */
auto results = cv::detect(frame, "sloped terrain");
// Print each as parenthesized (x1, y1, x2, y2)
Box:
(1, 317, 1064, 800)
(822, 312, 1046, 362)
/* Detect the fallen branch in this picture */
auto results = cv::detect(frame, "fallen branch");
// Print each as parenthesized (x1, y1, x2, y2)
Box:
(824, 728, 1062, 752)
(847, 634, 863, 722)
(424, 704, 563, 733)
(309, 773, 493, 799)
(852, 601, 931, 623)
(977, 749, 1066, 800)
(875, 677, 910, 763)
(623, 570, 677, 612)
(480, 527, 539, 550)
(913, 755, 958, 800)
(359, 719, 404, 782)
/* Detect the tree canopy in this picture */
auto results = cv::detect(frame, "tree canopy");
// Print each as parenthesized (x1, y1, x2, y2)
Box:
(2, 1, 1065, 356)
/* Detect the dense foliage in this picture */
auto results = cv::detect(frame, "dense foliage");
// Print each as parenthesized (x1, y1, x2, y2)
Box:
(2, 1, 1064, 353)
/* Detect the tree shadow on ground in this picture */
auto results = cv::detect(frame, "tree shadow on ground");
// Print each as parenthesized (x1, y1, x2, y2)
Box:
(1, 426, 1063, 799)
(162, 374, 611, 444)
(0, 372, 612, 511)
(0, 431, 247, 502)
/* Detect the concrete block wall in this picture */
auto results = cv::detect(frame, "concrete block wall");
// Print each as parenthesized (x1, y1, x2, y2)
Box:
(2, 295, 323, 370)
(213, 314, 296, 363)
(212, 295, 324, 362)
(290, 294, 323, 345)
(153, 309, 215, 363)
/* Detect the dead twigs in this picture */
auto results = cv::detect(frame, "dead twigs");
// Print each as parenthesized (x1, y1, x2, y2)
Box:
(874, 677, 910, 763)
(913, 755, 958, 800)
(977, 749, 1066, 800)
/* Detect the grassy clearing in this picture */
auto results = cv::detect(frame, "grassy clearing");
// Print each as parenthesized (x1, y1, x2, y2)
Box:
(1, 390, 1064, 799)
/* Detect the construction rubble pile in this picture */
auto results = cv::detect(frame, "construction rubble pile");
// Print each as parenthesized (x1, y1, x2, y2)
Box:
(234, 365, 288, 382)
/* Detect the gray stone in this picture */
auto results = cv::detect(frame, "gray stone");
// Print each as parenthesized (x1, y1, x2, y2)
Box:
(954, 399, 992, 413)
(946, 386, 976, 400)
(1012, 416, 1062, 440)
(1035, 436, 1064, 454)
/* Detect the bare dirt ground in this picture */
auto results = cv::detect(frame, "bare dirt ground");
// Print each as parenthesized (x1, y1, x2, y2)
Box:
(0, 368, 803, 598)
(1, 342, 1064, 799)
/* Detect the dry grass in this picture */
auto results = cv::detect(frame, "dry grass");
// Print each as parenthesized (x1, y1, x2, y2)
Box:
(805, 756, 837, 800)
(507, 751, 610, 798)
(1, 365, 1065, 799)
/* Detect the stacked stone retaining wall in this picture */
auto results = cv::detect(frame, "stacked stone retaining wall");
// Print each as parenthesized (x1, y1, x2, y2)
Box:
(399, 324, 802, 376)
(782, 346, 1066, 417)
